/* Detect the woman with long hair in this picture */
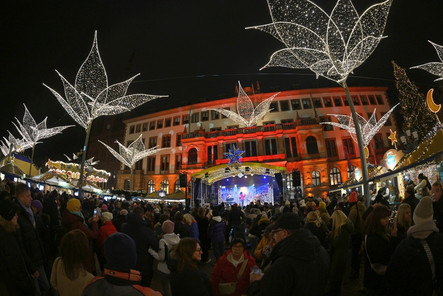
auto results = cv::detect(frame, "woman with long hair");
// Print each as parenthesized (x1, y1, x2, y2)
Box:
(169, 237, 212, 296)
(304, 211, 328, 246)
(395, 203, 411, 241)
(50, 229, 94, 296)
(363, 205, 398, 296)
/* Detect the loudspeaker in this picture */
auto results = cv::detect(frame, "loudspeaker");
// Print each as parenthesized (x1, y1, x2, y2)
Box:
(179, 174, 187, 187)
(293, 171, 301, 187)
(275, 173, 283, 188)
(193, 178, 201, 200)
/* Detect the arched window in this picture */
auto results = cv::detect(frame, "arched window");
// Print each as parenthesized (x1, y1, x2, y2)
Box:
(329, 168, 342, 185)
(161, 179, 169, 194)
(124, 179, 131, 191)
(347, 165, 355, 179)
(306, 136, 319, 154)
(312, 171, 321, 187)
(286, 173, 293, 191)
(174, 180, 181, 192)
(147, 180, 155, 193)
(188, 148, 198, 165)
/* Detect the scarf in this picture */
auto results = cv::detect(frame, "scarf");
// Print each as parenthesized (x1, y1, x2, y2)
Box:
(407, 220, 439, 239)
(227, 252, 244, 268)
(70, 210, 88, 227)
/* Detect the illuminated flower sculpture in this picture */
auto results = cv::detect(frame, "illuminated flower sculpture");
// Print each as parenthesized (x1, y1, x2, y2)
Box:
(44, 31, 167, 195)
(412, 41, 443, 81)
(247, 0, 392, 202)
(13, 104, 73, 176)
(99, 135, 167, 191)
(211, 81, 279, 127)
(0, 131, 31, 157)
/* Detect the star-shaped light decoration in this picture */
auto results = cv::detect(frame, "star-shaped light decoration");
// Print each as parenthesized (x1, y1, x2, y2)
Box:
(13, 104, 73, 176)
(99, 134, 167, 191)
(210, 81, 279, 127)
(388, 129, 398, 149)
(224, 145, 245, 167)
(44, 31, 167, 195)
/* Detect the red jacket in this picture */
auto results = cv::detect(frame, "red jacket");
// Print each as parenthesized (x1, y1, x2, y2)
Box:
(98, 221, 117, 256)
(211, 249, 256, 296)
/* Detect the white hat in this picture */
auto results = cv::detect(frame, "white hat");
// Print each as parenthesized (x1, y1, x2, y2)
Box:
(102, 211, 113, 222)
(413, 196, 434, 225)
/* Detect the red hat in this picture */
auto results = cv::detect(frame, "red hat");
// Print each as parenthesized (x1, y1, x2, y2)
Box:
(348, 192, 357, 203)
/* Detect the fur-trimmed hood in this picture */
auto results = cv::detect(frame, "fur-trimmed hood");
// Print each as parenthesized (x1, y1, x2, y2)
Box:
(0, 216, 19, 232)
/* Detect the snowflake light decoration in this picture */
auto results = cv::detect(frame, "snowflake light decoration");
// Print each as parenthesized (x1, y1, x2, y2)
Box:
(411, 40, 443, 81)
(321, 103, 399, 147)
(224, 145, 245, 167)
(246, 0, 392, 84)
(210, 81, 279, 127)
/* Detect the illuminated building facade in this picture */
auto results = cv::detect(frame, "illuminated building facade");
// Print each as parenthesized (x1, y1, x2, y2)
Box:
(117, 85, 397, 200)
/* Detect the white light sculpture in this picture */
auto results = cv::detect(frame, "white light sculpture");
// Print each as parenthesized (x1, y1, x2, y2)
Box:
(0, 131, 32, 157)
(247, 0, 393, 203)
(411, 40, 443, 81)
(13, 104, 73, 176)
(44, 31, 167, 196)
(99, 134, 167, 191)
(210, 81, 279, 127)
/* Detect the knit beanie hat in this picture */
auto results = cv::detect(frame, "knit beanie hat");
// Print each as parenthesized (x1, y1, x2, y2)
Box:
(0, 199, 18, 221)
(413, 196, 434, 225)
(102, 211, 113, 222)
(101, 204, 108, 212)
(120, 209, 128, 216)
(104, 233, 137, 270)
(31, 200, 43, 212)
(348, 192, 358, 203)
(319, 201, 326, 209)
(67, 198, 81, 212)
(162, 219, 174, 234)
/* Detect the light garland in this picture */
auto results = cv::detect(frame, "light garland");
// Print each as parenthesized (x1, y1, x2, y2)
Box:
(246, 0, 392, 84)
(321, 103, 399, 147)
(210, 81, 278, 127)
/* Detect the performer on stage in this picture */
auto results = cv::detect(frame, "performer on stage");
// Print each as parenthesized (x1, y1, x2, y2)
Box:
(240, 192, 246, 208)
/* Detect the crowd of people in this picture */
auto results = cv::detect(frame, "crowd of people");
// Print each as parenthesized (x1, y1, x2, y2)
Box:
(0, 177, 442, 296)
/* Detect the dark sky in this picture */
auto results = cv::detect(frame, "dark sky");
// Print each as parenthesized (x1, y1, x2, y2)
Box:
(1, 0, 443, 166)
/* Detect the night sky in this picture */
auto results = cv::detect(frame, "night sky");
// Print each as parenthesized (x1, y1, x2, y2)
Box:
(1, 0, 443, 167)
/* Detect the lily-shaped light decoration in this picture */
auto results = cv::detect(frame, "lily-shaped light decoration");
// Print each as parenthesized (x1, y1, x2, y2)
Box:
(99, 134, 167, 191)
(411, 40, 443, 81)
(13, 104, 73, 176)
(247, 0, 393, 203)
(210, 81, 279, 127)
(0, 131, 32, 157)
(44, 31, 167, 196)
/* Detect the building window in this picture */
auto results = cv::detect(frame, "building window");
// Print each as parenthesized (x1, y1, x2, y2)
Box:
(343, 138, 355, 155)
(188, 148, 198, 165)
(285, 137, 298, 158)
(157, 119, 163, 129)
(129, 125, 135, 134)
(227, 125, 239, 129)
(160, 180, 169, 194)
(174, 180, 181, 193)
(175, 154, 182, 171)
(280, 100, 290, 111)
(352, 95, 360, 105)
(244, 140, 257, 157)
(124, 179, 131, 190)
(368, 95, 377, 105)
(173, 116, 181, 126)
(207, 145, 218, 164)
(211, 110, 220, 120)
(330, 168, 342, 185)
(147, 157, 156, 172)
(165, 118, 171, 127)
(210, 127, 221, 132)
(281, 119, 294, 124)
(264, 138, 278, 155)
(306, 136, 319, 154)
(201, 111, 209, 121)
(162, 135, 171, 148)
(224, 143, 235, 155)
(323, 97, 333, 107)
(302, 98, 312, 109)
(149, 121, 156, 130)
(291, 99, 302, 110)
(135, 124, 141, 133)
(320, 116, 333, 131)
(312, 97, 322, 108)
(347, 165, 355, 179)
(380, 112, 392, 126)
(344, 97, 349, 106)
(270, 102, 279, 112)
(147, 180, 155, 193)
(149, 137, 157, 148)
(333, 96, 343, 106)
(176, 134, 182, 147)
(182, 114, 189, 124)
(312, 171, 321, 187)
(262, 121, 275, 126)
(191, 112, 199, 123)
(135, 159, 143, 170)
(160, 155, 170, 173)
(325, 139, 337, 157)
(361, 95, 369, 105)
(142, 122, 148, 131)
(376, 95, 384, 104)
(374, 133, 384, 149)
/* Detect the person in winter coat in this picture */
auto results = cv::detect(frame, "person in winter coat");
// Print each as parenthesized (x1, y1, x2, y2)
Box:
(326, 210, 354, 296)
(347, 193, 366, 279)
(318, 201, 331, 229)
(386, 196, 443, 296)
(395, 203, 412, 241)
(82, 232, 161, 296)
(97, 212, 117, 268)
(304, 211, 329, 246)
(209, 208, 226, 262)
(173, 211, 191, 238)
(0, 199, 35, 296)
(184, 213, 199, 240)
(211, 237, 256, 296)
(62, 198, 99, 274)
(196, 207, 211, 263)
(247, 213, 329, 296)
(431, 181, 443, 233)
(414, 173, 431, 198)
(148, 219, 180, 296)
(168, 237, 212, 296)
(50, 230, 94, 296)
(121, 206, 159, 287)
(402, 185, 419, 214)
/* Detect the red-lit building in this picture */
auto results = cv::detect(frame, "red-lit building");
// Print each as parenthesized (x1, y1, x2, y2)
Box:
(117, 85, 397, 202)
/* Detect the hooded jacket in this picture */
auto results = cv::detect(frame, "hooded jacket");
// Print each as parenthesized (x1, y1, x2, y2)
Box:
(148, 232, 180, 274)
(209, 216, 226, 244)
(247, 229, 329, 296)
